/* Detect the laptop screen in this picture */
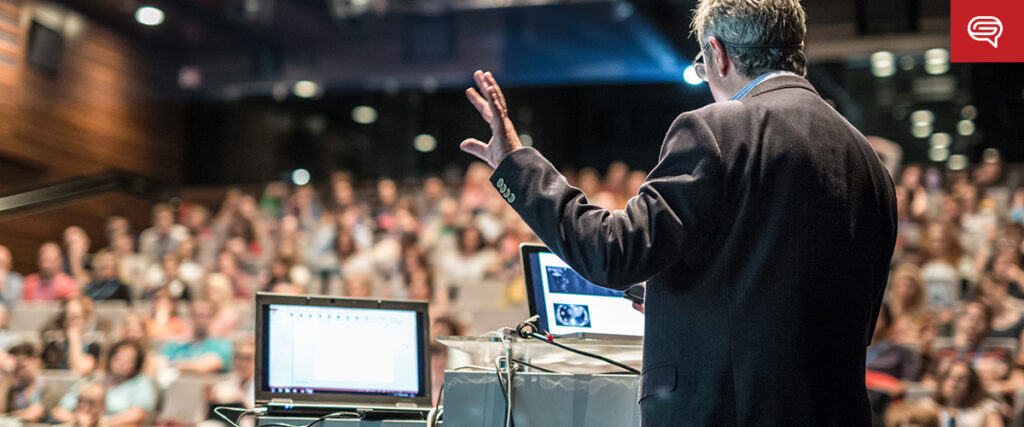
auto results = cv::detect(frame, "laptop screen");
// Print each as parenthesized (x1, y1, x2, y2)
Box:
(255, 294, 431, 407)
(521, 244, 644, 338)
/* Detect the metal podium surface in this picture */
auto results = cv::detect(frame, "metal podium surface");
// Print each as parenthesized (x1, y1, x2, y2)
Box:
(442, 371, 641, 427)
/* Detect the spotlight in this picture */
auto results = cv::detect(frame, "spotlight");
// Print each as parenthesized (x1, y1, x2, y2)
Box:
(924, 48, 949, 75)
(135, 6, 164, 26)
(352, 106, 378, 124)
(413, 134, 437, 152)
(683, 65, 702, 85)
(292, 169, 311, 186)
(870, 51, 895, 78)
(929, 132, 951, 148)
(519, 133, 533, 147)
(293, 80, 320, 98)
(957, 120, 975, 136)
(928, 146, 950, 162)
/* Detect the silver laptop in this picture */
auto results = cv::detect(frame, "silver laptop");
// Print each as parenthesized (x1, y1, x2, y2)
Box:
(254, 293, 432, 418)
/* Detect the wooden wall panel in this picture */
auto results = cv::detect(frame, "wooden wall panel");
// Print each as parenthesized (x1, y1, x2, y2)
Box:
(0, 0, 184, 192)
(0, 192, 155, 275)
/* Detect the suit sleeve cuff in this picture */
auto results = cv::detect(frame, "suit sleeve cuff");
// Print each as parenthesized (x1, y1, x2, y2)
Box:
(489, 147, 543, 205)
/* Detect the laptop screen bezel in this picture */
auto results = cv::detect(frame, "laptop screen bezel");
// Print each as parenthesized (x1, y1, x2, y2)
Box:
(254, 292, 432, 408)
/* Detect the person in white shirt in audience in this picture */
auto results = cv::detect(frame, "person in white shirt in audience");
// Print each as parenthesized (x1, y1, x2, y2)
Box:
(83, 251, 132, 302)
(139, 204, 187, 265)
(53, 339, 156, 426)
(0, 245, 23, 308)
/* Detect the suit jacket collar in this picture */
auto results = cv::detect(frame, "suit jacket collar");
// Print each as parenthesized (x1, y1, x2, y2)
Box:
(741, 74, 818, 100)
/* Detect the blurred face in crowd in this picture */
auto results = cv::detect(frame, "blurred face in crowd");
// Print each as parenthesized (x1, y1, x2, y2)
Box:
(0, 245, 11, 272)
(424, 177, 444, 200)
(185, 206, 209, 229)
(333, 180, 354, 206)
(119, 314, 147, 342)
(162, 254, 181, 278)
(923, 224, 949, 261)
(893, 272, 921, 307)
(177, 235, 196, 260)
(206, 273, 234, 305)
(408, 269, 432, 302)
(993, 250, 1020, 281)
(344, 275, 371, 298)
(459, 227, 483, 255)
(111, 233, 135, 255)
(94, 252, 118, 280)
(75, 383, 106, 425)
(941, 363, 971, 406)
(192, 301, 215, 339)
(217, 252, 239, 276)
(234, 342, 255, 380)
(11, 350, 41, 388)
(960, 302, 989, 346)
(900, 165, 921, 189)
(65, 299, 86, 330)
(109, 344, 138, 379)
(37, 242, 63, 277)
(64, 226, 90, 254)
(106, 216, 130, 240)
(378, 179, 397, 206)
(154, 209, 174, 234)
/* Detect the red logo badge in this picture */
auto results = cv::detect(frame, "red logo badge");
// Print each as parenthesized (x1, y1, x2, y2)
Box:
(951, 0, 1024, 62)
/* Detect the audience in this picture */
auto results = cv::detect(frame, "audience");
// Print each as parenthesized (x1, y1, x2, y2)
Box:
(53, 340, 156, 425)
(158, 300, 233, 374)
(23, 242, 78, 301)
(8, 161, 1024, 423)
(0, 343, 61, 422)
(923, 361, 1003, 427)
(83, 251, 132, 302)
(0, 245, 23, 308)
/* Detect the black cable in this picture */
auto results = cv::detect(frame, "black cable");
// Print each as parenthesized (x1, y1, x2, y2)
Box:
(259, 410, 361, 427)
(526, 332, 641, 375)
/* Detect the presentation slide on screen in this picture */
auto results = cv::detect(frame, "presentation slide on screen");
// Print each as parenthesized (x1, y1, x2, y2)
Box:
(537, 252, 644, 337)
(267, 304, 420, 396)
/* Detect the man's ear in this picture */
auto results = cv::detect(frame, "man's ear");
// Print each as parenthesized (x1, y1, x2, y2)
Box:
(708, 36, 730, 78)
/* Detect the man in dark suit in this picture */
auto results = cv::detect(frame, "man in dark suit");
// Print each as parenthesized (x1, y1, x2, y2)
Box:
(459, 0, 897, 425)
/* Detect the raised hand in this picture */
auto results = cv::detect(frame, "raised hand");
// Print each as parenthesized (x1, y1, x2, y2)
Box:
(460, 70, 523, 168)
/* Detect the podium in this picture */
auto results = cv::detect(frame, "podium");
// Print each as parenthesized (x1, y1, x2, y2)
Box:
(439, 336, 642, 427)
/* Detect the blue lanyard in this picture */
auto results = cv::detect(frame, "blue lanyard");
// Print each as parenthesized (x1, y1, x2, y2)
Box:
(729, 71, 795, 100)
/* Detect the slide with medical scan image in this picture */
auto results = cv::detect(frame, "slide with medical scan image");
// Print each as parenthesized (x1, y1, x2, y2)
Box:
(537, 252, 645, 337)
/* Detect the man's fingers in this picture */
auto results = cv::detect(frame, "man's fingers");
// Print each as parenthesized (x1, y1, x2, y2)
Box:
(460, 138, 489, 161)
(474, 70, 494, 103)
(466, 88, 493, 123)
(484, 72, 509, 116)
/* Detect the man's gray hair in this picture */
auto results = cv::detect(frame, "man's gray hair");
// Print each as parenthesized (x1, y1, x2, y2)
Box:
(690, 0, 807, 78)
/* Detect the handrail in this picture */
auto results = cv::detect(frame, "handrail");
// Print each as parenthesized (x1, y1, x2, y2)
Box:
(0, 170, 169, 217)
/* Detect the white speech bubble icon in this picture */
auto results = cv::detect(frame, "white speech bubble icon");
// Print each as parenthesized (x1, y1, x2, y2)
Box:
(968, 16, 1003, 48)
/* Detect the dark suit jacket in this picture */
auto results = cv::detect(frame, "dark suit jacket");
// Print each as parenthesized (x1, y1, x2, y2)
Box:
(490, 75, 897, 426)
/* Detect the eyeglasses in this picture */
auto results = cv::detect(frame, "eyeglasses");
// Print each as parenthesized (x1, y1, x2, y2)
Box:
(693, 42, 710, 82)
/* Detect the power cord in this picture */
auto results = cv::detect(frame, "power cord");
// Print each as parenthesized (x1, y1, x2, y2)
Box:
(214, 406, 264, 427)
(514, 316, 640, 375)
(259, 410, 361, 427)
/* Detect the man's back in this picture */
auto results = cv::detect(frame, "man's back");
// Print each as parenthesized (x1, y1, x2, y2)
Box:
(635, 75, 897, 425)
(489, 75, 896, 426)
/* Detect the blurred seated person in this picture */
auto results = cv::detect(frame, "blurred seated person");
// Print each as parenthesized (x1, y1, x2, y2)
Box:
(83, 251, 132, 302)
(53, 340, 155, 426)
(888, 263, 936, 347)
(922, 361, 1003, 427)
(23, 242, 78, 301)
(143, 253, 192, 301)
(139, 203, 186, 264)
(0, 343, 62, 422)
(868, 303, 921, 383)
(884, 401, 940, 427)
(110, 233, 147, 291)
(205, 340, 255, 419)
(977, 272, 1024, 339)
(56, 382, 105, 427)
(204, 273, 241, 338)
(40, 296, 104, 374)
(146, 287, 187, 341)
(930, 300, 1012, 387)
(0, 245, 23, 308)
(157, 300, 233, 374)
(63, 226, 93, 286)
